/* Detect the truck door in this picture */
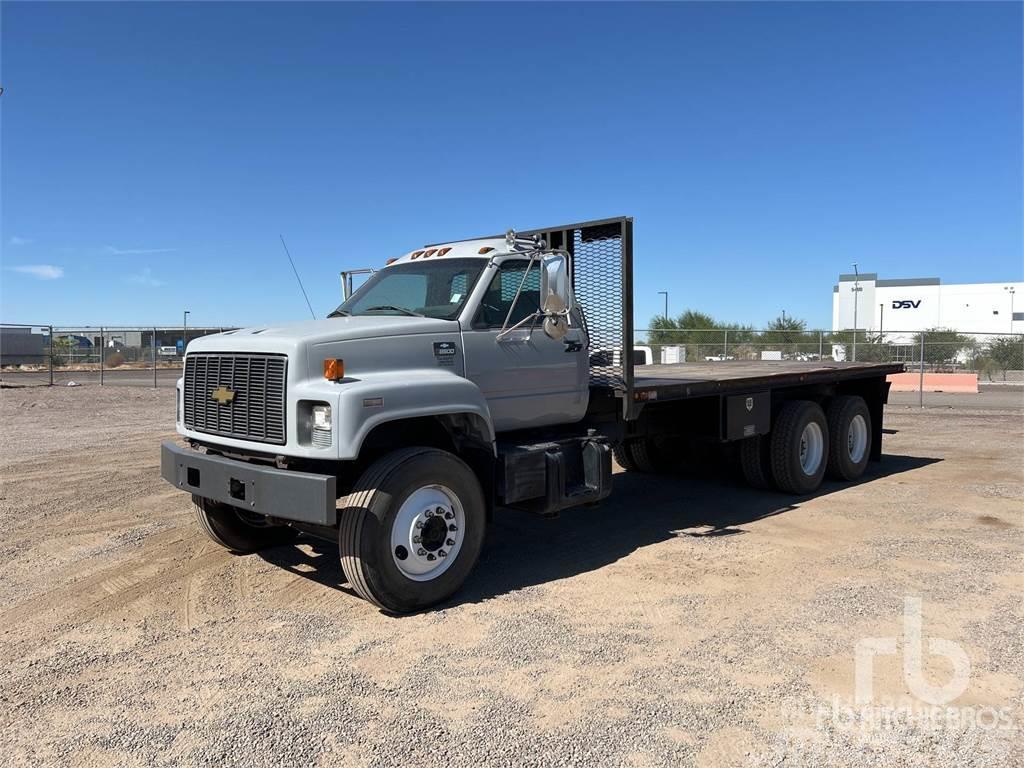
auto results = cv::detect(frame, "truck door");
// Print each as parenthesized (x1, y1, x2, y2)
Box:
(461, 259, 588, 431)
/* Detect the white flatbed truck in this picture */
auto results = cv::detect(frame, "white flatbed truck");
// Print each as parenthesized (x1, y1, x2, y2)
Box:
(161, 217, 903, 613)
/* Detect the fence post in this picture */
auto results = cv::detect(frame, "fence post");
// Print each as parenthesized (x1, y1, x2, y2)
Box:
(919, 332, 925, 408)
(819, 331, 823, 360)
(723, 329, 728, 358)
(100, 327, 105, 386)
(48, 325, 54, 386)
(153, 327, 158, 388)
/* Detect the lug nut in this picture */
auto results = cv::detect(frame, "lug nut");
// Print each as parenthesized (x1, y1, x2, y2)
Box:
(415, 520, 424, 529)
(438, 550, 447, 558)
(444, 511, 454, 520)
(427, 554, 436, 561)
(446, 538, 455, 546)
(435, 506, 445, 516)
(412, 535, 422, 544)
(424, 509, 433, 517)
(448, 524, 457, 532)
(417, 548, 427, 557)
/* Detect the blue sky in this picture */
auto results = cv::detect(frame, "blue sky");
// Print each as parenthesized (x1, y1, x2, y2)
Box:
(1, 1, 1021, 330)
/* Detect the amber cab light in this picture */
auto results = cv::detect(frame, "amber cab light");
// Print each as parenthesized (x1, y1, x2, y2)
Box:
(323, 358, 345, 381)
(478, 246, 495, 254)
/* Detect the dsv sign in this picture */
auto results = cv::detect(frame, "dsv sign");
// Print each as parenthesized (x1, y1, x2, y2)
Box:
(892, 300, 922, 309)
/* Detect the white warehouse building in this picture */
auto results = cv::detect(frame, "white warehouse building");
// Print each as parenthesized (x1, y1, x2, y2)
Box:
(832, 274, 1023, 344)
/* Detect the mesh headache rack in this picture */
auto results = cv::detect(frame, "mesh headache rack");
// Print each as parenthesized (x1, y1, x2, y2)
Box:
(452, 216, 636, 417)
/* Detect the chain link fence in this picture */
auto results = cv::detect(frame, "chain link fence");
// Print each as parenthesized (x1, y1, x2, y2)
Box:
(636, 328, 1024, 406)
(4, 322, 1022, 399)
(0, 324, 235, 387)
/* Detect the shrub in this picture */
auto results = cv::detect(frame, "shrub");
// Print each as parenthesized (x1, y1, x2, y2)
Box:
(105, 352, 126, 368)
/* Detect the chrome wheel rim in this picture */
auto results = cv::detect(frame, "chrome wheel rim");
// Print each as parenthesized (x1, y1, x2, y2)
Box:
(799, 422, 824, 476)
(391, 484, 465, 581)
(847, 414, 868, 464)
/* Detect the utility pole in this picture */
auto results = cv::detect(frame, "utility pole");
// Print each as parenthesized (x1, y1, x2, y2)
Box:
(879, 303, 884, 339)
(183, 310, 190, 358)
(1006, 286, 1016, 334)
(851, 263, 862, 362)
(657, 291, 668, 322)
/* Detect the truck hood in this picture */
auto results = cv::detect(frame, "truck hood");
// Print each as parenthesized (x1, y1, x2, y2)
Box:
(186, 316, 458, 355)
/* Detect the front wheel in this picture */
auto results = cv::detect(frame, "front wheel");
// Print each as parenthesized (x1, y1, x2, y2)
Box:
(338, 447, 486, 613)
(193, 496, 297, 553)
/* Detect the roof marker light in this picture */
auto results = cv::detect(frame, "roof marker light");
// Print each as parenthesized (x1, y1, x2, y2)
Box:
(478, 246, 495, 254)
(437, 247, 452, 257)
(424, 249, 438, 258)
(411, 250, 424, 259)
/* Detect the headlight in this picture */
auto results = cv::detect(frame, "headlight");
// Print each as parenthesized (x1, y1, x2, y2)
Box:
(311, 404, 332, 448)
(312, 405, 332, 431)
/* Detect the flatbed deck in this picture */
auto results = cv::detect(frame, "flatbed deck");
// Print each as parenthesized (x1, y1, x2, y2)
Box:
(632, 361, 905, 401)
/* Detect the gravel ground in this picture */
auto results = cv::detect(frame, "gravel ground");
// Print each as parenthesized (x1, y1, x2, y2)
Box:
(0, 386, 1021, 767)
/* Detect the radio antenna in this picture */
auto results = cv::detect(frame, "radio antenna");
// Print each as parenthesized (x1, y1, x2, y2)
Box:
(279, 235, 316, 319)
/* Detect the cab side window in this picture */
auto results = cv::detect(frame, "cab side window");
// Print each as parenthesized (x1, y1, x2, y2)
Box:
(477, 261, 541, 328)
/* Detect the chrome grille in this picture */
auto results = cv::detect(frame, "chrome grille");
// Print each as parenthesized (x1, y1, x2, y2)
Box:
(184, 353, 287, 445)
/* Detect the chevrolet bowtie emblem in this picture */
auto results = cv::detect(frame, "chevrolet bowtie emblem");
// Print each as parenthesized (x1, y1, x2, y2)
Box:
(210, 386, 236, 405)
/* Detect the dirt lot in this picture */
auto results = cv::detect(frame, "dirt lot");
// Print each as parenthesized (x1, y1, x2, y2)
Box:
(1, 386, 1021, 767)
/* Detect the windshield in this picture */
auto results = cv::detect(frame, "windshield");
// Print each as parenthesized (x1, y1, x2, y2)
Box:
(329, 258, 486, 320)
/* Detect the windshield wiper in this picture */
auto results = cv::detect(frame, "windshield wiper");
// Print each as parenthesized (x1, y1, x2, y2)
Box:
(362, 305, 423, 317)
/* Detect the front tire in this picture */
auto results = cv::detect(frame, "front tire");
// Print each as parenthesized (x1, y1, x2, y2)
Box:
(338, 447, 486, 613)
(770, 401, 829, 495)
(193, 496, 298, 553)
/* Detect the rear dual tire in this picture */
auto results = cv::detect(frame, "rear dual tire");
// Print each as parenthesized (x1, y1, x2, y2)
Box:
(770, 401, 829, 494)
(612, 437, 674, 474)
(740, 396, 872, 494)
(826, 396, 872, 481)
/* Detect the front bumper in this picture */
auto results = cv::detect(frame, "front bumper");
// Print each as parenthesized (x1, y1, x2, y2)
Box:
(160, 441, 337, 525)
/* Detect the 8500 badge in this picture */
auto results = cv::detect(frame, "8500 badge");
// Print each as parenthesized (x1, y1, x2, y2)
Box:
(433, 341, 457, 365)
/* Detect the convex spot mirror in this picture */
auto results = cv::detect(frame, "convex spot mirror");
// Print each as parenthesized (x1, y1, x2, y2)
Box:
(543, 314, 568, 341)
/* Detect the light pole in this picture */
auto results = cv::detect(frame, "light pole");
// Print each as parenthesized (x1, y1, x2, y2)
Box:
(851, 263, 863, 361)
(879, 303, 884, 339)
(1006, 286, 1016, 334)
(183, 310, 190, 358)
(657, 291, 668, 322)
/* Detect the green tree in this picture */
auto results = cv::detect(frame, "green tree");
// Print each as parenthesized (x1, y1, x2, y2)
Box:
(760, 314, 817, 358)
(827, 330, 892, 363)
(913, 328, 975, 369)
(644, 310, 752, 361)
(49, 337, 76, 367)
(982, 336, 1024, 380)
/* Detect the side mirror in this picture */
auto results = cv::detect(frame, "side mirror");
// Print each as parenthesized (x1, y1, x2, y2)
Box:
(540, 253, 572, 317)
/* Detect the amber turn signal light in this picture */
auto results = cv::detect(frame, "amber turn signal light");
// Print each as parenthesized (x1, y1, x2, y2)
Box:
(323, 358, 345, 381)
